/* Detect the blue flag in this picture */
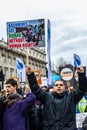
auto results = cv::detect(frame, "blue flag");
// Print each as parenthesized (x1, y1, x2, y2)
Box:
(16, 57, 26, 82)
(73, 54, 82, 66)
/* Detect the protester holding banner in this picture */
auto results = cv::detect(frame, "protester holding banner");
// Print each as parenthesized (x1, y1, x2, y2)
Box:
(26, 66, 87, 130)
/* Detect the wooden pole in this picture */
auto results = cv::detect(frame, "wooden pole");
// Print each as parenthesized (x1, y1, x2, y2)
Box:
(26, 48, 29, 85)
(26, 48, 29, 66)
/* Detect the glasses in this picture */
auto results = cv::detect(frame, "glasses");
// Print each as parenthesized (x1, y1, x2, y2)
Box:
(54, 84, 64, 87)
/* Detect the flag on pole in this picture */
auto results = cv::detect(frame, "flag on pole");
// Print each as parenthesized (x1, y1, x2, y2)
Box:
(47, 19, 52, 87)
(73, 54, 82, 66)
(16, 57, 26, 82)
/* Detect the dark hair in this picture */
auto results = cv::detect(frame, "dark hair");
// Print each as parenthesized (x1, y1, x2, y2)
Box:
(6, 78, 17, 87)
(4, 93, 22, 107)
(7, 93, 22, 100)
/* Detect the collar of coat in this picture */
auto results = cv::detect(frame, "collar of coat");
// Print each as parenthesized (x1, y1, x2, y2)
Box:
(52, 91, 68, 98)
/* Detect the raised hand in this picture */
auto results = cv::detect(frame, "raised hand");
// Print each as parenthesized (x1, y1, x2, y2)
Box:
(76, 66, 84, 73)
(26, 66, 33, 75)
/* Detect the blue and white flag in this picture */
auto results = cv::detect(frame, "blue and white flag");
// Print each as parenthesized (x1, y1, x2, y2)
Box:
(47, 19, 52, 87)
(73, 54, 82, 66)
(16, 57, 26, 82)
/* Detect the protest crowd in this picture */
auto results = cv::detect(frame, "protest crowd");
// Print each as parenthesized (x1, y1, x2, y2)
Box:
(0, 65, 87, 130)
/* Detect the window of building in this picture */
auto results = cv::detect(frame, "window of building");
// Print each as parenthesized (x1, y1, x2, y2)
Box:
(10, 68, 13, 77)
(3, 56, 7, 64)
(29, 50, 31, 54)
(9, 57, 12, 64)
(36, 53, 38, 57)
(29, 61, 31, 64)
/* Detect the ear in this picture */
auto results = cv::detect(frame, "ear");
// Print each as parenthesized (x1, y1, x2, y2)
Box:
(14, 84, 18, 88)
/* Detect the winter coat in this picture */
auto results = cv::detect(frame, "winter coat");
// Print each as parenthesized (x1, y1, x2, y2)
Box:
(27, 72, 87, 130)
(2, 93, 36, 130)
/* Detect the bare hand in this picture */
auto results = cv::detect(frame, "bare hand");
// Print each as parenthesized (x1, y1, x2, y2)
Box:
(76, 66, 84, 73)
(26, 66, 33, 74)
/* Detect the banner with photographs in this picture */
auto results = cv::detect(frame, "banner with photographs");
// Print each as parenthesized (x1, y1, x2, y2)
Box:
(7, 19, 45, 49)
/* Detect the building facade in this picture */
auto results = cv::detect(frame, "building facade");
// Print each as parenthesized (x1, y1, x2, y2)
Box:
(0, 40, 47, 83)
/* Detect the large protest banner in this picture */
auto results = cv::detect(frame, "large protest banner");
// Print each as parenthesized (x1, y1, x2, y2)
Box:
(7, 19, 45, 48)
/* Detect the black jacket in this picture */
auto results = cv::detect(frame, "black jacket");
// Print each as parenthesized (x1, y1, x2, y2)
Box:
(27, 72, 87, 130)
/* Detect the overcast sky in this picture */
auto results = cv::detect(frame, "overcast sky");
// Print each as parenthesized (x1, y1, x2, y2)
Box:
(0, 0, 87, 67)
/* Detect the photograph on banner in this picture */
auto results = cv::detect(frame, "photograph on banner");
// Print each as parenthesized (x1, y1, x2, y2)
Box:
(7, 19, 45, 49)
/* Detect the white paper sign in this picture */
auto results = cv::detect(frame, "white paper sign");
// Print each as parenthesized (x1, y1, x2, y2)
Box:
(76, 112, 87, 128)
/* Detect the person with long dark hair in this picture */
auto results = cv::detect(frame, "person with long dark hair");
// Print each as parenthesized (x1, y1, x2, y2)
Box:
(2, 78, 36, 130)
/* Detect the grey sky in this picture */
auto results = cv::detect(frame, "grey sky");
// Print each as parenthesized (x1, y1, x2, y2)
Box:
(0, 0, 87, 67)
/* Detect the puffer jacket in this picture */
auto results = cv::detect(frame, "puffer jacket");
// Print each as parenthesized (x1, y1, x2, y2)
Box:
(27, 72, 87, 130)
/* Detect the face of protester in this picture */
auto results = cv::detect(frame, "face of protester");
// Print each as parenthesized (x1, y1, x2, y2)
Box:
(53, 80, 65, 94)
(6, 84, 17, 95)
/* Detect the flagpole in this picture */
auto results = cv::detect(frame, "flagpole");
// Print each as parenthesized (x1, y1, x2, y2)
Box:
(25, 48, 29, 85)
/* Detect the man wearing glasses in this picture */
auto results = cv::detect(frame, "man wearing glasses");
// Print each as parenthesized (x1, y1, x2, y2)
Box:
(26, 66, 87, 130)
